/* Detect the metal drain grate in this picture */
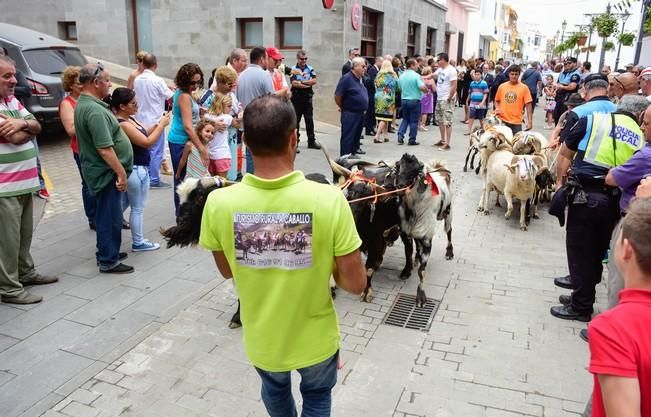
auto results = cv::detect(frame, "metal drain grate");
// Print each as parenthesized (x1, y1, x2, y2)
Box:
(382, 293, 440, 331)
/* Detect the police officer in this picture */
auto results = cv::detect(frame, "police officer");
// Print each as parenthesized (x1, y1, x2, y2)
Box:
(553, 57, 581, 125)
(551, 74, 645, 321)
(290, 50, 320, 150)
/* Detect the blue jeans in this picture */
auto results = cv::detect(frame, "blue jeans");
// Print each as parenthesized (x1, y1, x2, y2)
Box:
(149, 131, 165, 185)
(73, 152, 97, 224)
(340, 111, 364, 156)
(125, 165, 150, 245)
(227, 127, 239, 181)
(95, 182, 124, 270)
(245, 145, 255, 174)
(398, 99, 421, 143)
(255, 351, 339, 417)
(169, 142, 186, 216)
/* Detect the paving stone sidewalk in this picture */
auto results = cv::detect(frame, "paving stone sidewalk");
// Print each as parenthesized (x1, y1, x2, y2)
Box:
(0, 107, 606, 417)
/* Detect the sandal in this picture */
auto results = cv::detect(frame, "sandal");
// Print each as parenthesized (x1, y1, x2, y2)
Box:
(373, 138, 383, 143)
(438, 144, 451, 151)
(434, 140, 445, 147)
(383, 137, 389, 142)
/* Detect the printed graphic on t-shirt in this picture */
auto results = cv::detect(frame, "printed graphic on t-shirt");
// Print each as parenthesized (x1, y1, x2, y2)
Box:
(505, 91, 518, 103)
(234, 212, 313, 269)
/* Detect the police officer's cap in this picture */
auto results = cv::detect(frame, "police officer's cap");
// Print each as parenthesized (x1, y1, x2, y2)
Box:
(583, 73, 609, 84)
(565, 57, 578, 64)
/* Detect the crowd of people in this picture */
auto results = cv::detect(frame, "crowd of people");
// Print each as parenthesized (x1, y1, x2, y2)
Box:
(1, 42, 651, 417)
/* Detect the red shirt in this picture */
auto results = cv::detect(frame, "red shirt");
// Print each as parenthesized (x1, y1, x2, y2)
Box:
(588, 288, 651, 417)
(60, 95, 78, 154)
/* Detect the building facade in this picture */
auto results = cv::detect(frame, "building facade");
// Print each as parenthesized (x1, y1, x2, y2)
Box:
(443, 0, 480, 63)
(519, 22, 547, 63)
(466, 0, 501, 60)
(2, 0, 446, 124)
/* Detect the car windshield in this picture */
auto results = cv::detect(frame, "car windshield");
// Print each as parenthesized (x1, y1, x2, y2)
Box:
(22, 48, 86, 75)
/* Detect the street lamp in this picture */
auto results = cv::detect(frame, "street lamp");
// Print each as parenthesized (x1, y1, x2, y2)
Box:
(561, 20, 567, 42)
(614, 12, 631, 70)
(555, 30, 560, 60)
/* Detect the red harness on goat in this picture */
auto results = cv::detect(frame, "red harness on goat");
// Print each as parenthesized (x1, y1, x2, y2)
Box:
(424, 173, 439, 196)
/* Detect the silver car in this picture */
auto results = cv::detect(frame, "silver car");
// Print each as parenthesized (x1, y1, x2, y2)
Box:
(0, 23, 87, 131)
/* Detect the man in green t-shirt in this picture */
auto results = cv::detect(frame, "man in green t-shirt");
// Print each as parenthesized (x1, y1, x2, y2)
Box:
(75, 63, 134, 274)
(200, 95, 366, 417)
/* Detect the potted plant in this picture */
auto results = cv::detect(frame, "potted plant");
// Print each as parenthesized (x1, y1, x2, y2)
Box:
(580, 46, 588, 53)
(576, 32, 588, 46)
(618, 32, 635, 46)
(604, 40, 615, 51)
(589, 44, 597, 52)
(594, 13, 618, 38)
(566, 33, 580, 49)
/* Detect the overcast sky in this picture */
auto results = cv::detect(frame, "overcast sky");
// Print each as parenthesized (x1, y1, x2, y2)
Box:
(509, 0, 644, 67)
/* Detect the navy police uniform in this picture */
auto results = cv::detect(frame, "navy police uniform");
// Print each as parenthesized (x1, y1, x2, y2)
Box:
(553, 65, 581, 125)
(552, 78, 644, 321)
(290, 64, 318, 146)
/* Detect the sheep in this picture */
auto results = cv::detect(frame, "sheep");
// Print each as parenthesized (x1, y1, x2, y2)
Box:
(480, 150, 547, 231)
(476, 125, 514, 175)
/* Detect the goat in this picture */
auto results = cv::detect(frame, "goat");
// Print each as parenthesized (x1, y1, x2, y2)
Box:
(394, 154, 453, 307)
(480, 150, 548, 231)
(322, 146, 401, 302)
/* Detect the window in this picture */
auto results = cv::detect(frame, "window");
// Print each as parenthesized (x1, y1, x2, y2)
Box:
(23, 48, 86, 75)
(58, 21, 77, 41)
(534, 36, 541, 47)
(361, 8, 380, 58)
(238, 18, 263, 49)
(278, 18, 302, 49)
(425, 27, 437, 56)
(407, 21, 419, 57)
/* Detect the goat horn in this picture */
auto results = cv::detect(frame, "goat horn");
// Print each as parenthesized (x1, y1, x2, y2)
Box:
(320, 144, 352, 178)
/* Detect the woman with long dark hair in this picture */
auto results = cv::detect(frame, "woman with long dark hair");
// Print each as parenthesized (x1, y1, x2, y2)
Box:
(110, 88, 170, 251)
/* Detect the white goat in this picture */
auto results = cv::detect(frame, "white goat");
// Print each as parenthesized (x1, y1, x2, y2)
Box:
(480, 150, 545, 231)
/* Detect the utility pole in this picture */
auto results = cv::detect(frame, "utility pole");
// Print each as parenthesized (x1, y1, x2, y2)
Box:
(598, 3, 611, 72)
(585, 20, 594, 62)
(614, 12, 631, 70)
(634, 0, 651, 64)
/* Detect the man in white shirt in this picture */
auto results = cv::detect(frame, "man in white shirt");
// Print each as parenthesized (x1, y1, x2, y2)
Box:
(433, 53, 458, 150)
(134, 53, 174, 188)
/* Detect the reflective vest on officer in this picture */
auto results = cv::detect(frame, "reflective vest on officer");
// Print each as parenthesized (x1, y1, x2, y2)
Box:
(580, 112, 644, 169)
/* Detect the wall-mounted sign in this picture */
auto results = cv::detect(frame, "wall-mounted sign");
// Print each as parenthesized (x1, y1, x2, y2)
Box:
(322, 0, 334, 9)
(351, 3, 362, 31)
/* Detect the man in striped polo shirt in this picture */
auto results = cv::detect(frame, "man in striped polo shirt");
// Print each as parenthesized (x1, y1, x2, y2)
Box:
(0, 56, 58, 304)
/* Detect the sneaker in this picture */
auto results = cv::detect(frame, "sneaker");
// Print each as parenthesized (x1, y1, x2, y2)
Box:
(307, 141, 322, 150)
(20, 274, 59, 286)
(122, 220, 130, 230)
(397, 136, 405, 145)
(132, 241, 161, 252)
(37, 189, 50, 200)
(150, 181, 172, 189)
(100, 263, 135, 274)
(96, 252, 128, 266)
(1, 290, 42, 304)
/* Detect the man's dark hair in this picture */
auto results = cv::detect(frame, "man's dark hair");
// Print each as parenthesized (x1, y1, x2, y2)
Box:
(406, 58, 417, 68)
(243, 96, 297, 156)
(142, 53, 157, 69)
(621, 197, 651, 275)
(249, 47, 267, 65)
(583, 61, 592, 71)
(437, 53, 449, 63)
(427, 57, 435, 66)
(507, 64, 521, 74)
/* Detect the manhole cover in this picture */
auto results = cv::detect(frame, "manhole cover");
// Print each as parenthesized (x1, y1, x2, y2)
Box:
(382, 293, 440, 331)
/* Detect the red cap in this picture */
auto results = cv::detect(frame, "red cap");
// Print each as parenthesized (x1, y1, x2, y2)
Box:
(266, 47, 284, 61)
(639, 67, 651, 79)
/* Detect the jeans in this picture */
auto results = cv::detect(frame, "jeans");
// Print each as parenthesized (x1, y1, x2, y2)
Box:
(227, 127, 239, 181)
(73, 152, 97, 224)
(95, 182, 124, 270)
(397, 99, 421, 143)
(245, 146, 255, 174)
(504, 121, 523, 134)
(125, 165, 150, 246)
(0, 194, 36, 297)
(340, 111, 364, 156)
(31, 138, 45, 189)
(149, 131, 165, 185)
(255, 351, 339, 417)
(169, 142, 186, 216)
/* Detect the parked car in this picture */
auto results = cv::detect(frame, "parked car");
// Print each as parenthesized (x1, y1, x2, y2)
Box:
(0, 23, 87, 131)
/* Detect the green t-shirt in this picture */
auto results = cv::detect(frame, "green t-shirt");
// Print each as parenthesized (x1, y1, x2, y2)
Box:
(74, 94, 133, 194)
(199, 171, 362, 372)
(398, 69, 425, 101)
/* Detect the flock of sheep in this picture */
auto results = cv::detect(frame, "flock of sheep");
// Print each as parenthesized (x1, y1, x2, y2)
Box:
(465, 115, 558, 231)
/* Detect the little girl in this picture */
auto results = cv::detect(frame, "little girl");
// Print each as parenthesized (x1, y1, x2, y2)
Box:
(205, 93, 234, 177)
(543, 75, 556, 129)
(177, 118, 215, 179)
(419, 67, 435, 131)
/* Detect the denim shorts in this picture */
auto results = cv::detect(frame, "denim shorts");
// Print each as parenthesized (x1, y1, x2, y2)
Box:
(469, 107, 487, 120)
